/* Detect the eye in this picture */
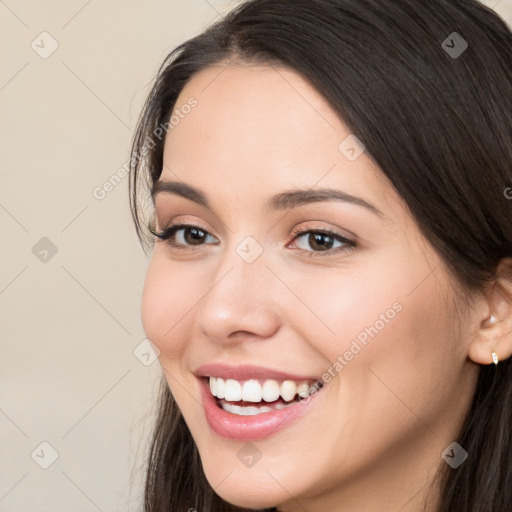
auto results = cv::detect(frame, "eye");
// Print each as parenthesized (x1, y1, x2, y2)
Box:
(149, 221, 218, 249)
(288, 225, 355, 257)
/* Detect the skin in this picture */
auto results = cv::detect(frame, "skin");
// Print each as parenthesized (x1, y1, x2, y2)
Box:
(141, 62, 512, 511)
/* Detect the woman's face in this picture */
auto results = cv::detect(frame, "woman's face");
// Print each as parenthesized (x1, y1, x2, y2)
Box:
(141, 63, 479, 511)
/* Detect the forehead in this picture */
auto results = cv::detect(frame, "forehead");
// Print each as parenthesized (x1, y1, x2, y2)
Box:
(165, 63, 346, 165)
(161, 62, 401, 219)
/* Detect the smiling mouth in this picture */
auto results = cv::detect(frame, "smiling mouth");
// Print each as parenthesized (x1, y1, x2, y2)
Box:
(205, 376, 325, 416)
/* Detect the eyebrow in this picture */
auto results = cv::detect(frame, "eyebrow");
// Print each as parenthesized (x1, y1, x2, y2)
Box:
(151, 180, 384, 217)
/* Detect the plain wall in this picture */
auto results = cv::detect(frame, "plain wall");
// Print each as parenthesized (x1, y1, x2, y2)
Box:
(1, 1, 511, 511)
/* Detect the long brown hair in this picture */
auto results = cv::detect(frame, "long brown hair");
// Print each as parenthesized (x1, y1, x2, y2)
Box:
(129, 1, 512, 510)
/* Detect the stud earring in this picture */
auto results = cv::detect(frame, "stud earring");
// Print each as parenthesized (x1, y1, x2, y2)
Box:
(491, 351, 499, 366)
(489, 314, 497, 325)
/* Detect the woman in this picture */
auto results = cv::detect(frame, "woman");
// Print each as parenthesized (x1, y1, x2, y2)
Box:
(128, 0, 512, 510)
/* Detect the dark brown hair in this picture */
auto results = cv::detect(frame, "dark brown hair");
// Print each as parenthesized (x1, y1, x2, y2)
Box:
(128, 1, 512, 510)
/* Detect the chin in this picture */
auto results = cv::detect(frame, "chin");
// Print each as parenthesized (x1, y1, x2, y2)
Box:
(213, 486, 281, 510)
(202, 465, 286, 510)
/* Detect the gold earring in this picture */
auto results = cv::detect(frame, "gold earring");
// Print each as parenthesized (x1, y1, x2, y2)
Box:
(491, 351, 499, 366)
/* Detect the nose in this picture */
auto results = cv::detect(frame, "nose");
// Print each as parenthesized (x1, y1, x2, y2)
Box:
(195, 244, 281, 345)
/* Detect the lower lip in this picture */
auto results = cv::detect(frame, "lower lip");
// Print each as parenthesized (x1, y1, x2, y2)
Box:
(198, 377, 324, 441)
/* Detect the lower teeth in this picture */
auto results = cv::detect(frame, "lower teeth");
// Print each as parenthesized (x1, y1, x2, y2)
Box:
(219, 400, 298, 416)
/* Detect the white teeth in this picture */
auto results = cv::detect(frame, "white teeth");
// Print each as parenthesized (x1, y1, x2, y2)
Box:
(296, 383, 309, 398)
(208, 376, 318, 403)
(262, 379, 280, 402)
(216, 378, 225, 399)
(280, 380, 297, 401)
(221, 404, 261, 416)
(242, 380, 262, 402)
(223, 379, 242, 401)
(220, 401, 296, 415)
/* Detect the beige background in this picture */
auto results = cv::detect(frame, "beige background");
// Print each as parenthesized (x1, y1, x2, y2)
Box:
(1, 1, 511, 511)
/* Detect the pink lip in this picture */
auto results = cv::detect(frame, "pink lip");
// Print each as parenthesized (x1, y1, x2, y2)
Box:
(197, 375, 325, 441)
(194, 363, 321, 382)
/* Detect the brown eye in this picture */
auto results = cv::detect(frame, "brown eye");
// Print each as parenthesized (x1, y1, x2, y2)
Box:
(150, 223, 218, 248)
(289, 226, 356, 257)
(305, 232, 336, 251)
(182, 226, 208, 245)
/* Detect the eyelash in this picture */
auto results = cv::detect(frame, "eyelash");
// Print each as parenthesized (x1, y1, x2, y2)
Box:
(149, 221, 356, 258)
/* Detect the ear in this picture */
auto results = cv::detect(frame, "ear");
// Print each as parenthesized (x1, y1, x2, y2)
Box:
(468, 258, 512, 366)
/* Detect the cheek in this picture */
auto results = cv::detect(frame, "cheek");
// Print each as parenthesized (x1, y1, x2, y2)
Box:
(287, 262, 407, 360)
(334, 266, 457, 427)
(298, 254, 454, 402)
(141, 254, 197, 357)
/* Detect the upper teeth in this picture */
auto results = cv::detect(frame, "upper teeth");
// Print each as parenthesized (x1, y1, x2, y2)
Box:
(208, 377, 315, 403)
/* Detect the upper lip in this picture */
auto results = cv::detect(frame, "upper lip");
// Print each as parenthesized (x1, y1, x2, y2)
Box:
(194, 363, 321, 382)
